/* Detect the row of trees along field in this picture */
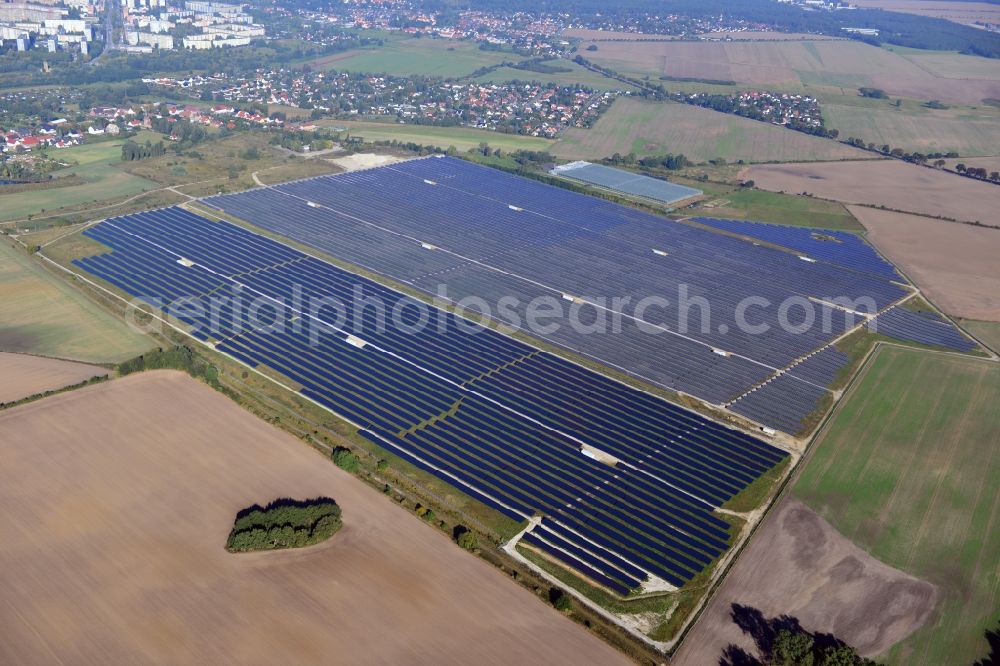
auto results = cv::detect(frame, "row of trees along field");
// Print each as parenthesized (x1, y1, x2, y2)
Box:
(226, 498, 343, 552)
(121, 140, 167, 161)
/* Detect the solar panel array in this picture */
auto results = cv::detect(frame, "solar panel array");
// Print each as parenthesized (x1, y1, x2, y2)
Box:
(869, 306, 977, 352)
(786, 346, 850, 387)
(694, 217, 901, 281)
(727, 373, 829, 436)
(74, 207, 787, 593)
(550, 161, 703, 205)
(202, 156, 907, 408)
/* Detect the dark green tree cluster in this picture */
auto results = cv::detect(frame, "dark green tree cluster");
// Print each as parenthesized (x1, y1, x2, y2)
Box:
(226, 497, 342, 552)
(332, 446, 359, 472)
(726, 605, 884, 666)
(638, 153, 689, 170)
(858, 88, 888, 99)
(118, 346, 220, 387)
(121, 140, 167, 162)
(770, 628, 880, 666)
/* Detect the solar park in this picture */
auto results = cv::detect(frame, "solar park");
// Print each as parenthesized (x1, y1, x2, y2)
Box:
(67, 156, 979, 604)
(198, 156, 916, 433)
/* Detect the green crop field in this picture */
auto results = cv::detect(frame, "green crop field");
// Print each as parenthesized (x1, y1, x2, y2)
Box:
(960, 320, 1000, 355)
(698, 188, 863, 230)
(0, 140, 158, 223)
(554, 98, 868, 163)
(321, 119, 555, 153)
(314, 37, 521, 78)
(795, 347, 1000, 665)
(0, 240, 152, 363)
(473, 60, 634, 91)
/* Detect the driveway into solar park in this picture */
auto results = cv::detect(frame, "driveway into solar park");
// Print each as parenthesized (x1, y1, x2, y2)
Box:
(0, 371, 631, 665)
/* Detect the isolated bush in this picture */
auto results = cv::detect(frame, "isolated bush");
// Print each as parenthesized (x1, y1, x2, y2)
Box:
(332, 447, 359, 473)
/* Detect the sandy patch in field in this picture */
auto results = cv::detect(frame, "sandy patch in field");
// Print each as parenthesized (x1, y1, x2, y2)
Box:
(0, 352, 107, 404)
(0, 371, 631, 666)
(672, 499, 937, 665)
(848, 206, 1000, 321)
(327, 152, 404, 172)
(743, 160, 1000, 224)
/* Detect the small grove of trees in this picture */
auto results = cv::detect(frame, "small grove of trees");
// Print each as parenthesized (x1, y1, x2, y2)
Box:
(858, 87, 888, 99)
(225, 497, 342, 552)
(118, 346, 219, 386)
(770, 628, 881, 666)
(121, 139, 167, 161)
(637, 153, 690, 170)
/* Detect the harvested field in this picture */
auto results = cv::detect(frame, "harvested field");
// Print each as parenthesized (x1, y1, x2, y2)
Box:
(562, 28, 684, 41)
(0, 352, 106, 404)
(0, 239, 151, 363)
(673, 498, 937, 665)
(582, 39, 1000, 104)
(0, 371, 630, 665)
(554, 98, 868, 163)
(823, 101, 1000, 158)
(698, 32, 842, 41)
(847, 206, 1000, 321)
(743, 159, 1000, 224)
(794, 347, 1000, 665)
(852, 0, 1000, 26)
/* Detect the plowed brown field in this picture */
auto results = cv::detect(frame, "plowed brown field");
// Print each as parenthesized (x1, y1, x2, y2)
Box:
(0, 371, 632, 665)
(0, 352, 106, 404)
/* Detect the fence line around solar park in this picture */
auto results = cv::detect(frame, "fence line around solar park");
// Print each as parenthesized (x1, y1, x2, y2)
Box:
(89, 210, 749, 509)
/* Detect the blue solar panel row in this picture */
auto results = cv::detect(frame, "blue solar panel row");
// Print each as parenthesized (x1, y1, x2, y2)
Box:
(727, 373, 830, 435)
(201, 156, 907, 404)
(694, 217, 901, 281)
(785, 346, 850, 387)
(869, 306, 977, 352)
(74, 207, 788, 592)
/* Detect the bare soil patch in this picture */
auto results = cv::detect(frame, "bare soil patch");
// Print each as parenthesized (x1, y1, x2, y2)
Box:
(0, 371, 631, 665)
(673, 498, 937, 665)
(327, 152, 404, 172)
(848, 206, 1000, 321)
(0, 352, 106, 404)
(743, 159, 1000, 224)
